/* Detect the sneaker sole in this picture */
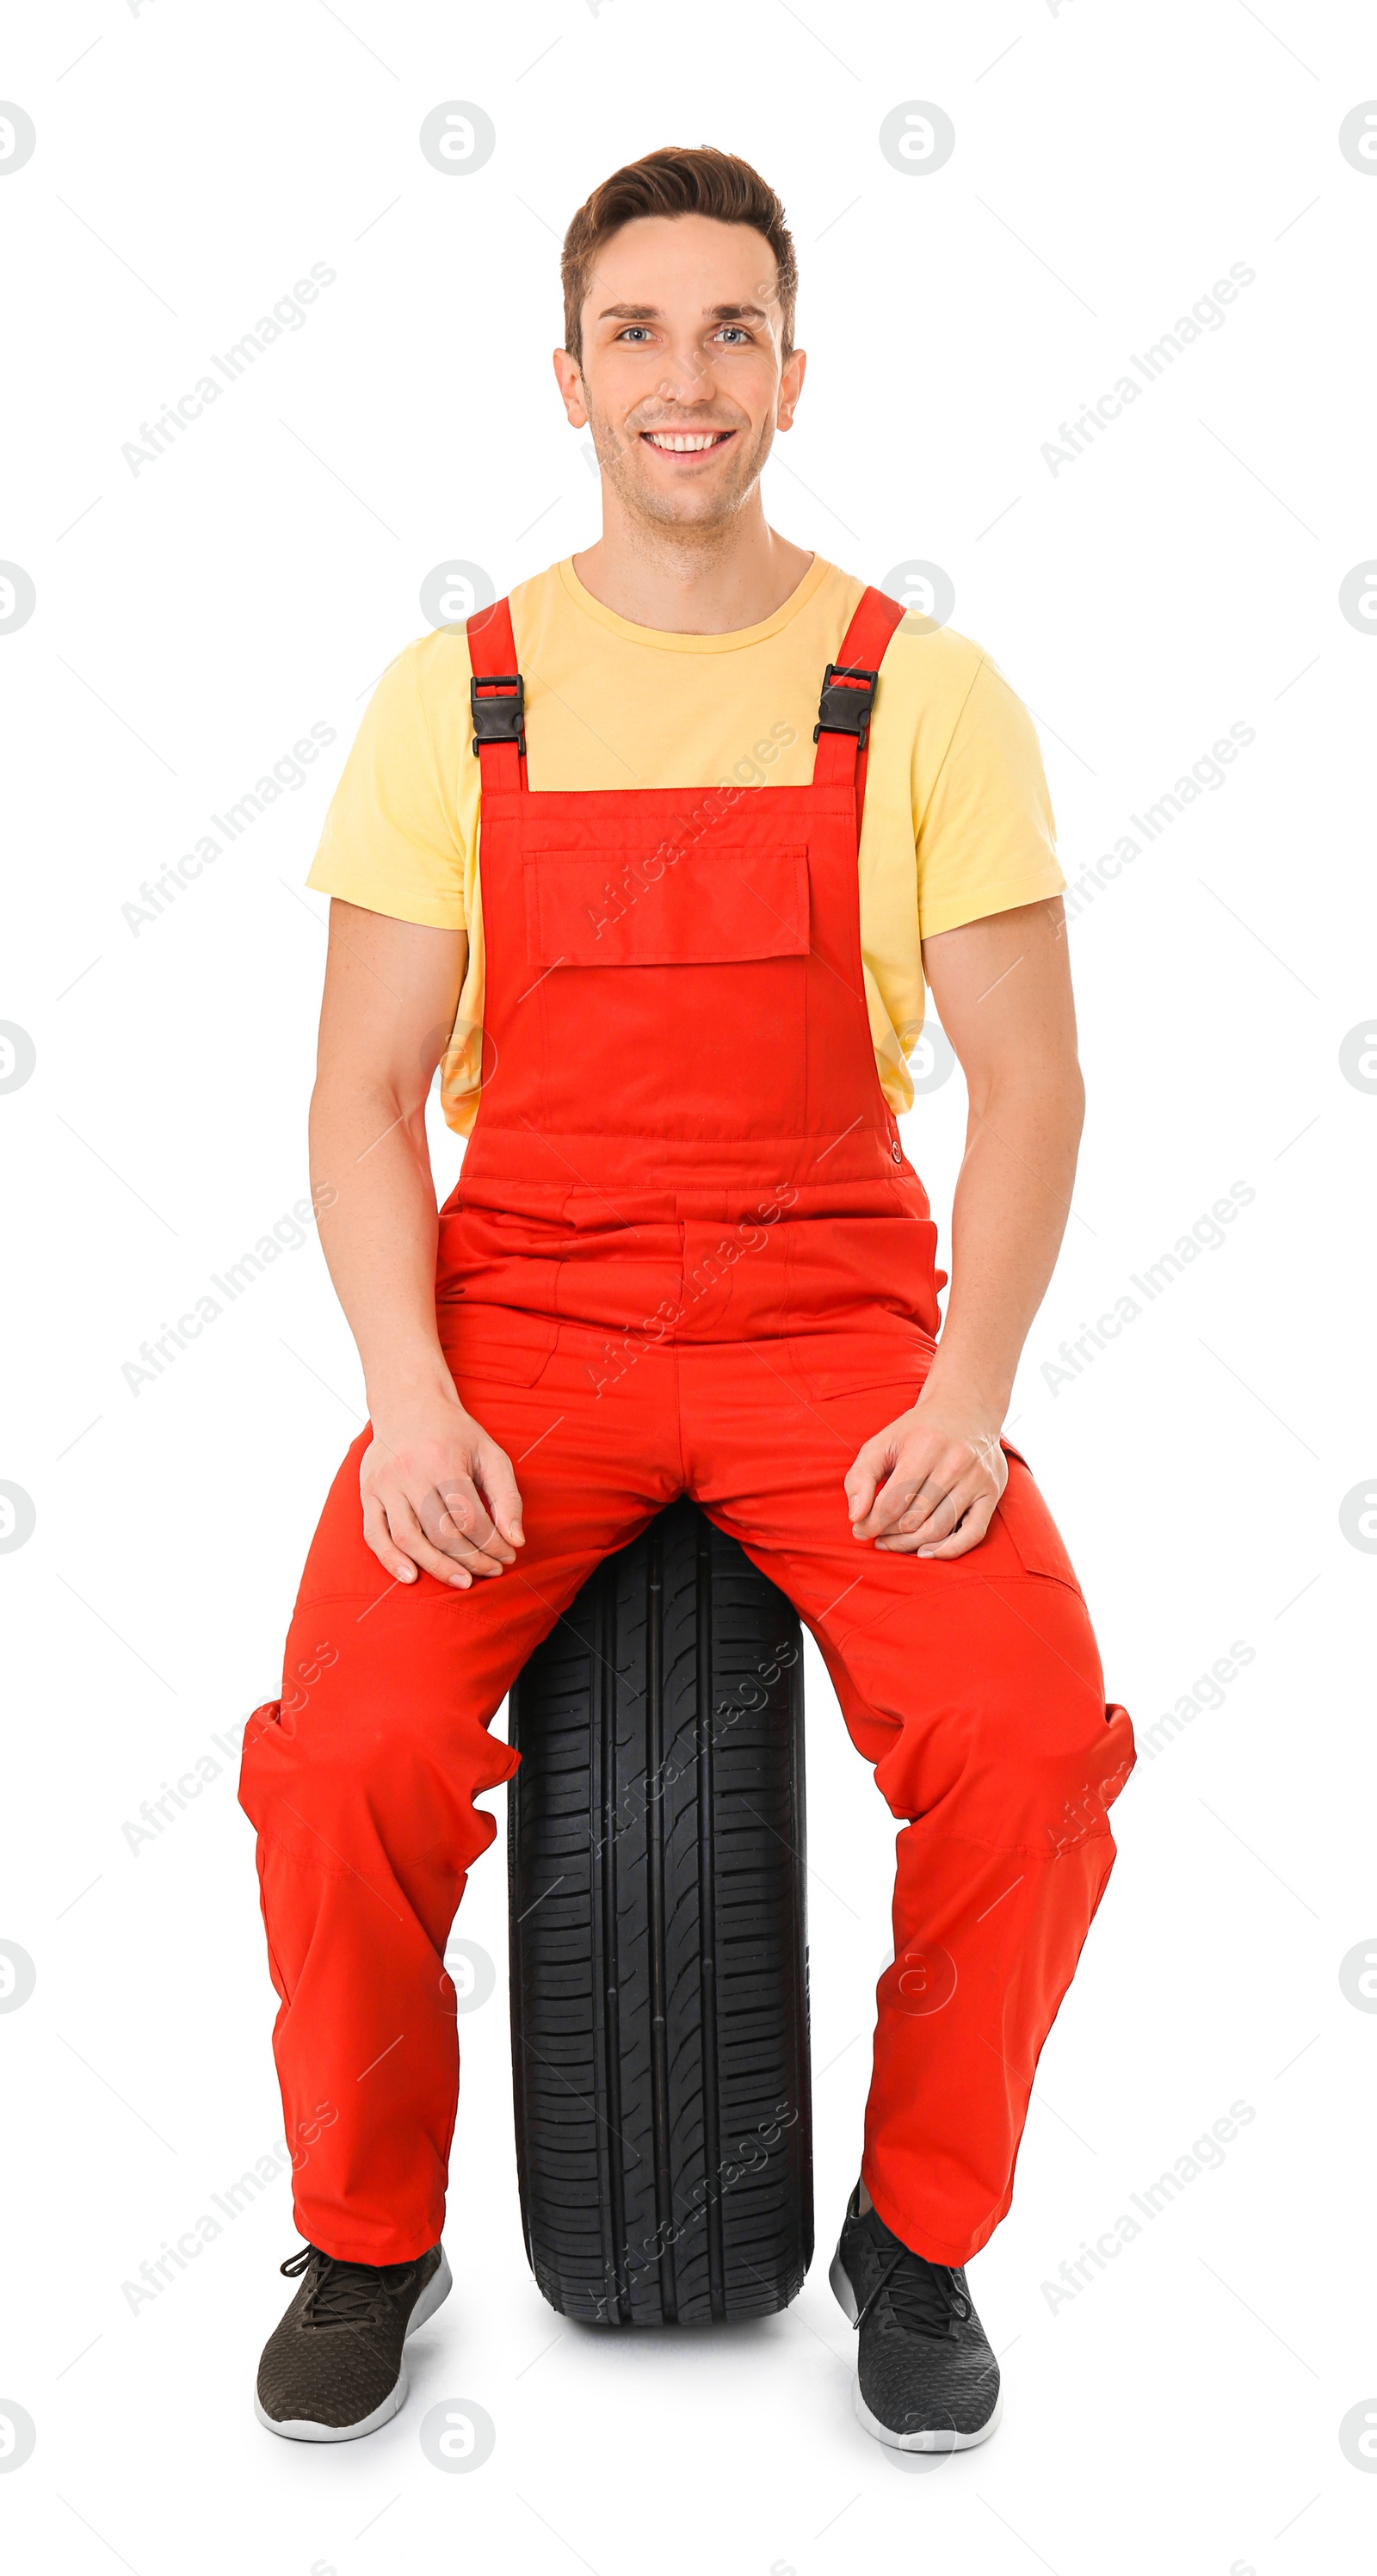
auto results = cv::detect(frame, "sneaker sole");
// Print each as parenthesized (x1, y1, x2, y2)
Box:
(829, 2241, 1002, 2453)
(255, 2246, 454, 2443)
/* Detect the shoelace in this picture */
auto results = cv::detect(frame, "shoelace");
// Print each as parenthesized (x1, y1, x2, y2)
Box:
(280, 2244, 407, 2329)
(853, 2241, 972, 2340)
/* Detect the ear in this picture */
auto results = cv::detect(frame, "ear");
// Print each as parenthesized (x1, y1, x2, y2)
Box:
(776, 346, 806, 431)
(553, 347, 590, 429)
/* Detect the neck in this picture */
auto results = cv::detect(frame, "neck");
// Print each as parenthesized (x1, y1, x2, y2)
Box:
(572, 496, 813, 635)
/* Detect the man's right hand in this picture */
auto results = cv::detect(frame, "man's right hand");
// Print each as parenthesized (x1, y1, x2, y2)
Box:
(360, 1393, 525, 1588)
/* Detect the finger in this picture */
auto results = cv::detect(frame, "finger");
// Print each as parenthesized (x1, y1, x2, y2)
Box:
(844, 1438, 896, 1530)
(861, 1436, 987, 1541)
(392, 1489, 513, 1584)
(361, 1494, 422, 1584)
(916, 1497, 997, 1560)
(838, 1453, 885, 1524)
(879, 1495, 998, 1559)
(380, 1491, 480, 1585)
(472, 1437, 526, 1546)
(426, 1476, 515, 1566)
(853, 1456, 946, 1541)
(876, 1467, 981, 1547)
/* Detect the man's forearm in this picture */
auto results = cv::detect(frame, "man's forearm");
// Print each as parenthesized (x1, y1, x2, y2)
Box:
(921, 1071, 1084, 1418)
(309, 1082, 460, 1416)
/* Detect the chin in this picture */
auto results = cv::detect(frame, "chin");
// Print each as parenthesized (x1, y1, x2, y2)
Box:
(625, 465, 751, 532)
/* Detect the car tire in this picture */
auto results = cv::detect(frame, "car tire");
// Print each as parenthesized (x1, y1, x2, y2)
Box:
(508, 1496, 812, 2326)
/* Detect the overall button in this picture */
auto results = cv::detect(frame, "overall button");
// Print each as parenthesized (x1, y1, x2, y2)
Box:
(891, 1140, 902, 1164)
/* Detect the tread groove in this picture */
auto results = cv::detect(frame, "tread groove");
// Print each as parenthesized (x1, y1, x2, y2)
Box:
(645, 1523, 677, 2320)
(695, 1514, 726, 2321)
(598, 1578, 630, 2324)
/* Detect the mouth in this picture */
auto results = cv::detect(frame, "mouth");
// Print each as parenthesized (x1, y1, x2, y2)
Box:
(639, 428, 737, 457)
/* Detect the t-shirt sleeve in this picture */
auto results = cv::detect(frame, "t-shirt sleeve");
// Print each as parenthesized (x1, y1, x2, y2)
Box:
(306, 639, 468, 929)
(915, 653, 1065, 941)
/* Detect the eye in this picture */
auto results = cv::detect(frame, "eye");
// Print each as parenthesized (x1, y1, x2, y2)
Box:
(616, 326, 653, 343)
(715, 326, 751, 345)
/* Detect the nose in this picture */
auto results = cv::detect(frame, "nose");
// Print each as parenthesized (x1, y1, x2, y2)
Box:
(651, 344, 718, 406)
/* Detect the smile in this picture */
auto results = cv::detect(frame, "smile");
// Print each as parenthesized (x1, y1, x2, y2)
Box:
(641, 429, 735, 453)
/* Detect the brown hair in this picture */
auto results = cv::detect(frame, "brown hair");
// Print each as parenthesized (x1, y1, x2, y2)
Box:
(561, 145, 797, 366)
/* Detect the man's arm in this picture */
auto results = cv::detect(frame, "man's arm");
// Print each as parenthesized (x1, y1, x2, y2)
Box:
(310, 897, 524, 1587)
(844, 895, 1083, 1559)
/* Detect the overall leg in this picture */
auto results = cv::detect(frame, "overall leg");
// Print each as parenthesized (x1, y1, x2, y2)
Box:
(239, 1343, 681, 2263)
(681, 1331, 1135, 2269)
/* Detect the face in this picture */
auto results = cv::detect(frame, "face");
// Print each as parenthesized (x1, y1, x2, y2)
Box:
(553, 213, 805, 533)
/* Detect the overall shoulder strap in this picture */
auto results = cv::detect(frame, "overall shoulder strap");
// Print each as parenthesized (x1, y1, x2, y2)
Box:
(466, 596, 526, 793)
(811, 584, 906, 829)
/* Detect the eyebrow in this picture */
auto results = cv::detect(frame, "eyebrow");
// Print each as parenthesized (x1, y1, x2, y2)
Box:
(596, 301, 771, 325)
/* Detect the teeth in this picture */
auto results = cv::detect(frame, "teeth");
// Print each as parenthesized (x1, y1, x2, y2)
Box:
(645, 431, 725, 451)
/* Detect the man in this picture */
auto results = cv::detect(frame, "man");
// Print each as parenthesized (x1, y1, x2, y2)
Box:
(240, 144, 1134, 2452)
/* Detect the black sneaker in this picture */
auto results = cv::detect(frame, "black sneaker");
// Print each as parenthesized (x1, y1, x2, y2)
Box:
(256, 2241, 451, 2443)
(830, 2185, 1001, 2452)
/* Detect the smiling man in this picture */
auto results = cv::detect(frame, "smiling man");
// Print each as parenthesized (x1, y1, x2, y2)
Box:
(240, 145, 1134, 2452)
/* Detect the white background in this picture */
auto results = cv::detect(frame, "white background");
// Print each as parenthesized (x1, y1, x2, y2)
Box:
(2, 2, 1374, 2570)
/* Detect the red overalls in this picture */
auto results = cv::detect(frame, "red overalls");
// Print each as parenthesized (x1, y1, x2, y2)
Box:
(239, 587, 1134, 2270)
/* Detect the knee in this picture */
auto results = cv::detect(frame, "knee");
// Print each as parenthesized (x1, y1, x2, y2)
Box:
(238, 1687, 374, 1862)
(975, 1691, 1136, 1856)
(239, 1663, 516, 1875)
(876, 1680, 1134, 1857)
(1040, 1699, 1136, 1855)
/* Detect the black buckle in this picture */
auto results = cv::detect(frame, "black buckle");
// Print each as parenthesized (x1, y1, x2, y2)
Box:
(812, 661, 879, 747)
(470, 672, 526, 757)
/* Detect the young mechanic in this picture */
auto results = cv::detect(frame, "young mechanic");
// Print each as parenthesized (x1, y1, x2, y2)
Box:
(240, 145, 1134, 2452)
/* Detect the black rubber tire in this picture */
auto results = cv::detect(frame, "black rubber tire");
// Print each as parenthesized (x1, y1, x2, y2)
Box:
(507, 1496, 812, 2326)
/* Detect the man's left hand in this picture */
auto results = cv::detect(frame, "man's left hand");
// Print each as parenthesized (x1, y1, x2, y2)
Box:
(844, 1384, 1009, 1560)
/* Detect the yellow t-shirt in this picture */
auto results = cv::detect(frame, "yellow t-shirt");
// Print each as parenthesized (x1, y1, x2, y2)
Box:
(306, 554, 1065, 1135)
